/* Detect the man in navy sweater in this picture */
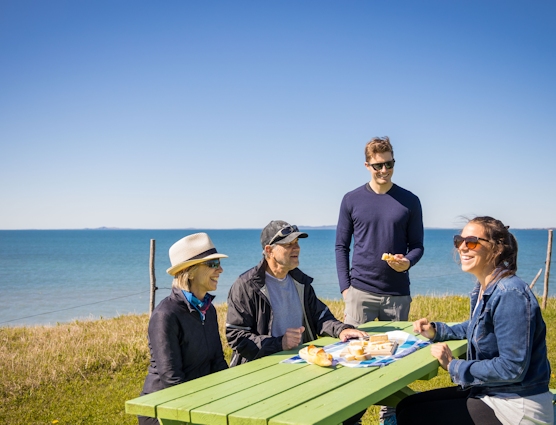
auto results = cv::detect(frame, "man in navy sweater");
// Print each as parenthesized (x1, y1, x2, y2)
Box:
(335, 136, 424, 424)
(336, 136, 424, 323)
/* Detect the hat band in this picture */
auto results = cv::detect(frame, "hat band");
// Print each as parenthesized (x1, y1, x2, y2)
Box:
(187, 248, 217, 261)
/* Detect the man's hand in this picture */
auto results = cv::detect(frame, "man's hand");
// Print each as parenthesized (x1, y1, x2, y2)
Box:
(430, 343, 454, 371)
(338, 328, 368, 342)
(386, 255, 410, 272)
(413, 318, 436, 339)
(281, 326, 305, 351)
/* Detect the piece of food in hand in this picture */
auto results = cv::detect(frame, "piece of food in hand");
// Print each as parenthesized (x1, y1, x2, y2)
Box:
(369, 333, 389, 343)
(381, 253, 397, 261)
(298, 345, 333, 367)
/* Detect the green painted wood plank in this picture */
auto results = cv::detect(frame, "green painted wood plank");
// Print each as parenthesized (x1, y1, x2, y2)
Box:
(358, 321, 414, 334)
(376, 386, 417, 407)
(156, 361, 314, 422)
(191, 364, 337, 425)
(125, 354, 290, 417)
(159, 419, 187, 425)
(152, 323, 408, 422)
(228, 367, 372, 425)
(126, 322, 464, 425)
(269, 339, 467, 425)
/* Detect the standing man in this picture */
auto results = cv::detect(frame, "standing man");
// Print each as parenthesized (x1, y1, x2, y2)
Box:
(226, 220, 367, 367)
(335, 137, 424, 424)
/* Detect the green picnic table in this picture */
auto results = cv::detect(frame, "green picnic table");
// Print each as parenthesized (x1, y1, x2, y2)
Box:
(126, 321, 467, 425)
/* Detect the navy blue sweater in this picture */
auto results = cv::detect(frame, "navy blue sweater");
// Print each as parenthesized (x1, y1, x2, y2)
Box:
(335, 183, 424, 296)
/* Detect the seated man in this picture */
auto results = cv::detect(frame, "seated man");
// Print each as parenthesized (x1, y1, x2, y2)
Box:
(226, 220, 367, 367)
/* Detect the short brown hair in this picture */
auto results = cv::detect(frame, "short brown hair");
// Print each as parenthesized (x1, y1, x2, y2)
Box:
(365, 136, 393, 162)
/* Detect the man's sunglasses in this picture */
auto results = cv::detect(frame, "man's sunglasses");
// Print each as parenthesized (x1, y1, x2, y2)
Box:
(269, 225, 299, 245)
(367, 159, 395, 171)
(202, 259, 221, 269)
(453, 235, 490, 250)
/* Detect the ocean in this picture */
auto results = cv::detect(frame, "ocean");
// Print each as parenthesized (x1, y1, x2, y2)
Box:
(0, 228, 553, 327)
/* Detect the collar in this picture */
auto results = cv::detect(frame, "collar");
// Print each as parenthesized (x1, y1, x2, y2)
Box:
(182, 290, 215, 321)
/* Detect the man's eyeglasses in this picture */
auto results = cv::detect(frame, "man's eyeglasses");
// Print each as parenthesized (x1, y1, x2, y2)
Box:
(367, 159, 395, 171)
(202, 259, 221, 269)
(453, 235, 490, 250)
(269, 225, 299, 245)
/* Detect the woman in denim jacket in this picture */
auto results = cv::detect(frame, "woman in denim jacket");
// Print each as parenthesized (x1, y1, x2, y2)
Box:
(396, 216, 553, 425)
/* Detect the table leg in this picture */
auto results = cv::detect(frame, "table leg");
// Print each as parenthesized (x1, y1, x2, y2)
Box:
(375, 386, 417, 407)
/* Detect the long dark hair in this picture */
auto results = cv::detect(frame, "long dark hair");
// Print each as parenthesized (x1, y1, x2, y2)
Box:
(469, 216, 518, 280)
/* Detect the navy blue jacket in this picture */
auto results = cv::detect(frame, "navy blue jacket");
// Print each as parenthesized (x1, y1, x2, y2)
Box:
(141, 287, 228, 395)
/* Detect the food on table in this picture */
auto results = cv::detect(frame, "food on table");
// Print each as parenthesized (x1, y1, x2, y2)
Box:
(339, 335, 398, 361)
(299, 345, 333, 367)
(369, 333, 389, 343)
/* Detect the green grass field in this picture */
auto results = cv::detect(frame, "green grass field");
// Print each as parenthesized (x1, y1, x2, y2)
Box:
(2, 296, 555, 425)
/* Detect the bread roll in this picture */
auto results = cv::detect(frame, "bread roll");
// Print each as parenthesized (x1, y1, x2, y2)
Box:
(348, 346, 365, 356)
(298, 345, 333, 367)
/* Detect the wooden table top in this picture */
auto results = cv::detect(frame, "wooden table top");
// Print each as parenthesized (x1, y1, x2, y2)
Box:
(126, 321, 467, 425)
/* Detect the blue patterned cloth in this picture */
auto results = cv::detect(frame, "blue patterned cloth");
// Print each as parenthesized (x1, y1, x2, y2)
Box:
(282, 331, 431, 368)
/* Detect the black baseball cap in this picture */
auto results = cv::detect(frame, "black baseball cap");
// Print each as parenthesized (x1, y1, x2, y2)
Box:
(260, 220, 308, 248)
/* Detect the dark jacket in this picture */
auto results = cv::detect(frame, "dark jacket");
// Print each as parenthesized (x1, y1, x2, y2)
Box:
(225, 259, 354, 367)
(141, 287, 228, 395)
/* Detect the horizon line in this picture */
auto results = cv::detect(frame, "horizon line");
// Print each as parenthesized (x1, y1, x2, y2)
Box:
(1, 226, 555, 231)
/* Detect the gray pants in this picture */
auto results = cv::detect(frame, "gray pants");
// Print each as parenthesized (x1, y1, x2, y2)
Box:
(344, 286, 412, 422)
(344, 286, 411, 326)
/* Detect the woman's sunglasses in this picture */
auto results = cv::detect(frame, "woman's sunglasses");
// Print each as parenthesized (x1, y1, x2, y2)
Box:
(269, 225, 299, 245)
(453, 235, 490, 250)
(202, 259, 221, 269)
(367, 159, 395, 171)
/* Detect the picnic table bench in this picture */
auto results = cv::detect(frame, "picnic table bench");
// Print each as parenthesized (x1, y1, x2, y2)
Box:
(126, 321, 468, 425)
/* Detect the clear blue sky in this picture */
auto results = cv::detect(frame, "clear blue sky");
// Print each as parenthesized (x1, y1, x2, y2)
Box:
(1, 1, 555, 230)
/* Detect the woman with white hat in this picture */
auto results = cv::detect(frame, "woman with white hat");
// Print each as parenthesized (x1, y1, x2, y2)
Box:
(138, 233, 229, 425)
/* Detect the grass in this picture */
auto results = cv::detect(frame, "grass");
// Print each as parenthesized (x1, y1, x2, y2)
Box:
(2, 296, 555, 425)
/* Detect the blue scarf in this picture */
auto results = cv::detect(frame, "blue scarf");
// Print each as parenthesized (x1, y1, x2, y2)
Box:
(182, 290, 213, 322)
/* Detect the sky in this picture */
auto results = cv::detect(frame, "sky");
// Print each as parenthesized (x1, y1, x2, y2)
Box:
(1, 0, 555, 230)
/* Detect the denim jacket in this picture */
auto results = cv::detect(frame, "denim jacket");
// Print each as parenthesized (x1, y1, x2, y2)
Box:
(432, 274, 550, 397)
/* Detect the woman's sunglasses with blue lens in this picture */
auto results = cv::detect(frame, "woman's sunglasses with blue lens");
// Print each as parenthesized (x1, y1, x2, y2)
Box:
(202, 259, 221, 269)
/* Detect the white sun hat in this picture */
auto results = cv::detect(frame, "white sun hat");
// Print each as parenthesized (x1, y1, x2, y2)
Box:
(166, 232, 228, 276)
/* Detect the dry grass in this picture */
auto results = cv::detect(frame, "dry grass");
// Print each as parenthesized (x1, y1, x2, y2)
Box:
(0, 314, 149, 402)
(1, 296, 555, 424)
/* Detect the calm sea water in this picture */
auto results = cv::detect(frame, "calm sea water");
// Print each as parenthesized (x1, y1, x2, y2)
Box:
(0, 228, 553, 327)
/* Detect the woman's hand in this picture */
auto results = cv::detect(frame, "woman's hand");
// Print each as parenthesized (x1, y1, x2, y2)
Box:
(430, 343, 454, 371)
(413, 318, 436, 339)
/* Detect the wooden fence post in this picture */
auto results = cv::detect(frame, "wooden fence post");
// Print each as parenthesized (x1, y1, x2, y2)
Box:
(541, 229, 553, 310)
(149, 239, 157, 316)
(529, 268, 543, 290)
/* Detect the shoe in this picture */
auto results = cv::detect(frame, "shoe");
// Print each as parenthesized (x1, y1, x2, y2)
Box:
(380, 415, 398, 425)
